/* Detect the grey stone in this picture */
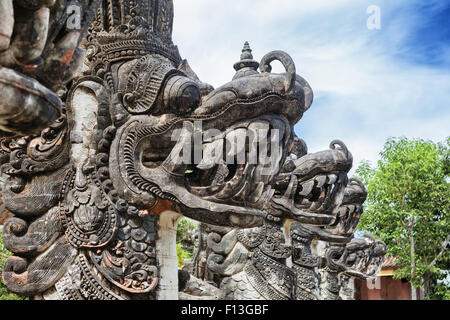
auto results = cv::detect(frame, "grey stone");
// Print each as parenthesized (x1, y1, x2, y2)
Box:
(0, 0, 386, 301)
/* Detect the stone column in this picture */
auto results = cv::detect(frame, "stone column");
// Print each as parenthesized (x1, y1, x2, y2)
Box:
(156, 210, 182, 300)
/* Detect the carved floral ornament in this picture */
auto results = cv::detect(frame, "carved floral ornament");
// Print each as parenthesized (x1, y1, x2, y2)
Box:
(0, 0, 386, 300)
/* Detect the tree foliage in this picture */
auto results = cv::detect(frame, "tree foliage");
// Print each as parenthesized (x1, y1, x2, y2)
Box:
(356, 137, 450, 299)
(176, 218, 198, 268)
(177, 243, 193, 268)
(176, 218, 198, 244)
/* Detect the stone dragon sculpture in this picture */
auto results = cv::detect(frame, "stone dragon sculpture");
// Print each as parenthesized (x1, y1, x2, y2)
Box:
(0, 0, 386, 300)
(184, 171, 387, 300)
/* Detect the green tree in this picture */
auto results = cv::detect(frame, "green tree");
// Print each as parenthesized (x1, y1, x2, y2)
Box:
(176, 218, 198, 268)
(176, 218, 198, 245)
(356, 137, 450, 300)
(176, 243, 192, 268)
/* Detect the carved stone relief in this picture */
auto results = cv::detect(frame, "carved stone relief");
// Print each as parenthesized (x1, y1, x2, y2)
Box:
(0, 0, 386, 300)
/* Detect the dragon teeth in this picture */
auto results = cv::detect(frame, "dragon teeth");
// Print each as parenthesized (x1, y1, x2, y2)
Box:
(249, 182, 265, 203)
(347, 204, 356, 214)
(315, 175, 327, 188)
(233, 181, 250, 201)
(327, 174, 338, 185)
(298, 180, 314, 196)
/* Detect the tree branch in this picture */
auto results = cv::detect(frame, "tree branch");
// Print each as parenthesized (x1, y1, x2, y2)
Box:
(429, 235, 450, 268)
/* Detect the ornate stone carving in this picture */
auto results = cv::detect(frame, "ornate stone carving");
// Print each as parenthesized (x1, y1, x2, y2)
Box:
(0, 0, 386, 300)
(184, 161, 386, 300)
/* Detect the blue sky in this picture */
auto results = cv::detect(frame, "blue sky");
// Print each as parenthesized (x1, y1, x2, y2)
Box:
(172, 0, 450, 173)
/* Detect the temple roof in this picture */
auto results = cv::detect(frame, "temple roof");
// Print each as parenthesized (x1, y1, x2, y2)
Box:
(382, 256, 401, 268)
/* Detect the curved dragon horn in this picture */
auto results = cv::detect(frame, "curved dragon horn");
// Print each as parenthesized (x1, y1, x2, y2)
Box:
(259, 50, 296, 94)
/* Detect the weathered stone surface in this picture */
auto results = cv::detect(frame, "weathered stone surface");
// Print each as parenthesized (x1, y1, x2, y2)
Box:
(0, 0, 386, 300)
(185, 174, 386, 300)
(0, 0, 101, 135)
(180, 274, 224, 300)
(0, 67, 61, 135)
(0, 0, 14, 51)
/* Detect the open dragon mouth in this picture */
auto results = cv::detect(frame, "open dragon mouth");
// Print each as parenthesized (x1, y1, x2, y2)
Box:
(283, 176, 367, 244)
(108, 49, 318, 227)
(114, 113, 291, 227)
(184, 115, 289, 209)
(124, 116, 352, 227)
(288, 172, 347, 213)
(270, 140, 353, 225)
(325, 178, 367, 236)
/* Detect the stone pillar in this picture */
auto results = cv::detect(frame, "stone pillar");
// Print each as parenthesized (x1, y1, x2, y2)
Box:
(70, 84, 100, 170)
(156, 210, 182, 300)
